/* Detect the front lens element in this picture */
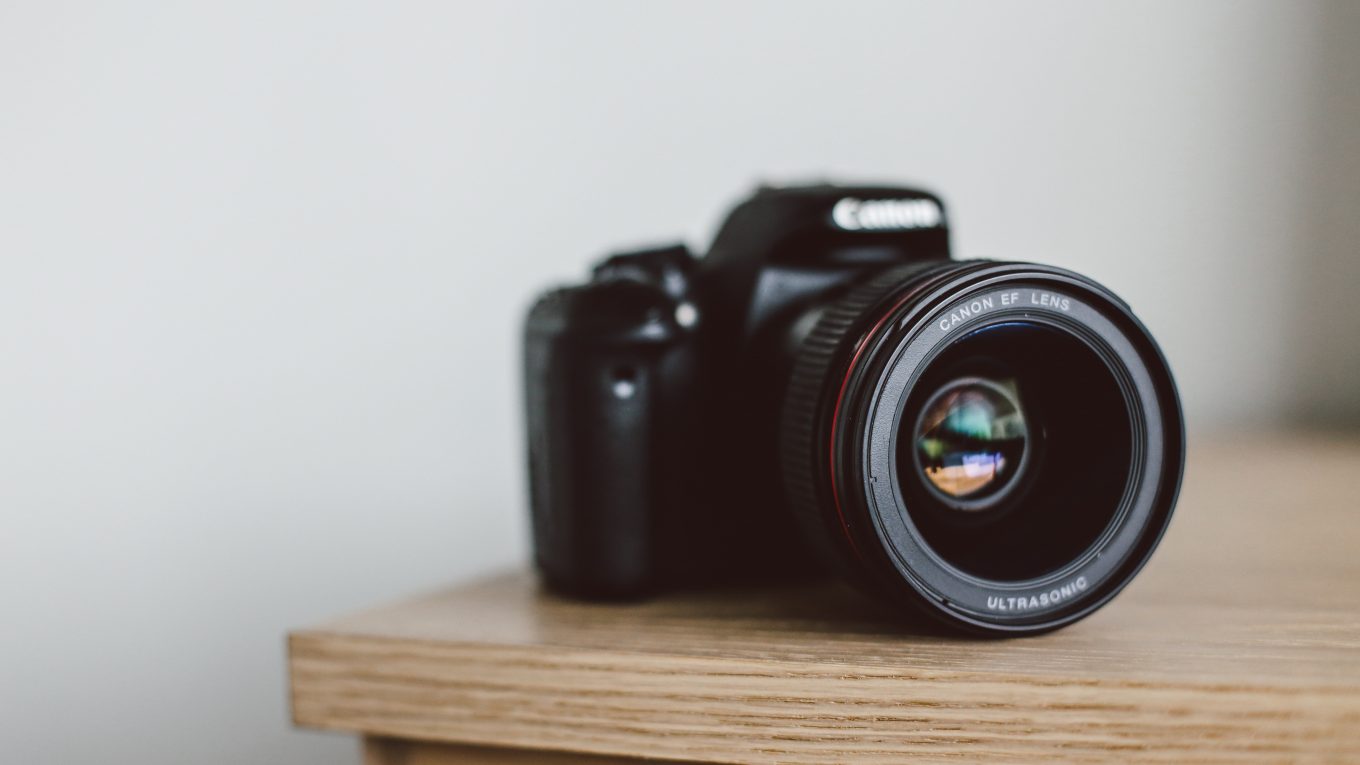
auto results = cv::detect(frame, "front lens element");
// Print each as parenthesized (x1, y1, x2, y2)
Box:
(915, 378, 1027, 503)
(896, 321, 1132, 581)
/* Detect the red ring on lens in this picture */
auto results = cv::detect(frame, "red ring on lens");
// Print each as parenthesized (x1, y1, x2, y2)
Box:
(826, 279, 943, 563)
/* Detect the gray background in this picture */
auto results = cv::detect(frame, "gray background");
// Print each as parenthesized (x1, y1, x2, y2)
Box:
(2, 1, 1357, 762)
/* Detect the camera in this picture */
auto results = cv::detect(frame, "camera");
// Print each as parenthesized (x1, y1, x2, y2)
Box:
(524, 183, 1184, 635)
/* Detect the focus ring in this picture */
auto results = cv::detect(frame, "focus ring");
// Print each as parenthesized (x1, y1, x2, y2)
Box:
(779, 261, 950, 574)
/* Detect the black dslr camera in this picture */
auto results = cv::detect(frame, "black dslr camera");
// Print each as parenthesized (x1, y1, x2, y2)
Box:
(524, 183, 1183, 635)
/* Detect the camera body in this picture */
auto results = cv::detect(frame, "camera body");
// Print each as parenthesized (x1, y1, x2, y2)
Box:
(525, 185, 949, 597)
(524, 183, 1184, 635)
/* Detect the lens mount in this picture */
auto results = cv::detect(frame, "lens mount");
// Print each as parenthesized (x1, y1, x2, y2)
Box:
(780, 261, 1184, 635)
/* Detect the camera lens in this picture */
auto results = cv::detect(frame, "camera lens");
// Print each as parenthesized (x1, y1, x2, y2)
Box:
(896, 321, 1132, 582)
(779, 262, 1184, 635)
(913, 376, 1028, 506)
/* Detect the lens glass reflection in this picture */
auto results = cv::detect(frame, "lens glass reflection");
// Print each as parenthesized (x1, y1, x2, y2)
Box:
(895, 321, 1132, 581)
(916, 378, 1027, 503)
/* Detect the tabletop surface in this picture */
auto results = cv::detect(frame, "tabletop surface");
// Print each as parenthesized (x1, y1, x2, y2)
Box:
(289, 433, 1360, 763)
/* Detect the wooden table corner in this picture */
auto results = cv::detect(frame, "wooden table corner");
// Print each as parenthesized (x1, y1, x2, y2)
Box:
(288, 433, 1360, 763)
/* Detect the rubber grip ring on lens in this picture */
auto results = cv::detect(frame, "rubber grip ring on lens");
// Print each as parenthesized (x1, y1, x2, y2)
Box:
(779, 262, 950, 572)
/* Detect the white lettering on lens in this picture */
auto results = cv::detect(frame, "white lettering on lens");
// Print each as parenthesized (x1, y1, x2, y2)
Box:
(938, 296, 996, 331)
(986, 576, 1088, 611)
(1028, 291, 1072, 311)
(832, 197, 943, 231)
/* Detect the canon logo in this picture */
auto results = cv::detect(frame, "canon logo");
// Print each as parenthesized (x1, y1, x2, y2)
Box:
(831, 197, 943, 231)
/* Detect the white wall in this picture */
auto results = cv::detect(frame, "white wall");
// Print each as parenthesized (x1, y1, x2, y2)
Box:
(2, 2, 1356, 762)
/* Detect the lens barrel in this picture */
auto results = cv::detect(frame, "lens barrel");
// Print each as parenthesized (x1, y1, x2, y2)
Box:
(780, 261, 1184, 635)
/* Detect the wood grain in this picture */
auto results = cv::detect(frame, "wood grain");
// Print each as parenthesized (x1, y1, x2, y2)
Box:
(290, 433, 1360, 763)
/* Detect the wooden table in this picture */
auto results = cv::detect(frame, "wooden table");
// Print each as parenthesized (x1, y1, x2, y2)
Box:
(288, 434, 1360, 763)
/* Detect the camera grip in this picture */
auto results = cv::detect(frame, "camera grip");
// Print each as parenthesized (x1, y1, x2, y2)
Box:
(523, 282, 688, 598)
